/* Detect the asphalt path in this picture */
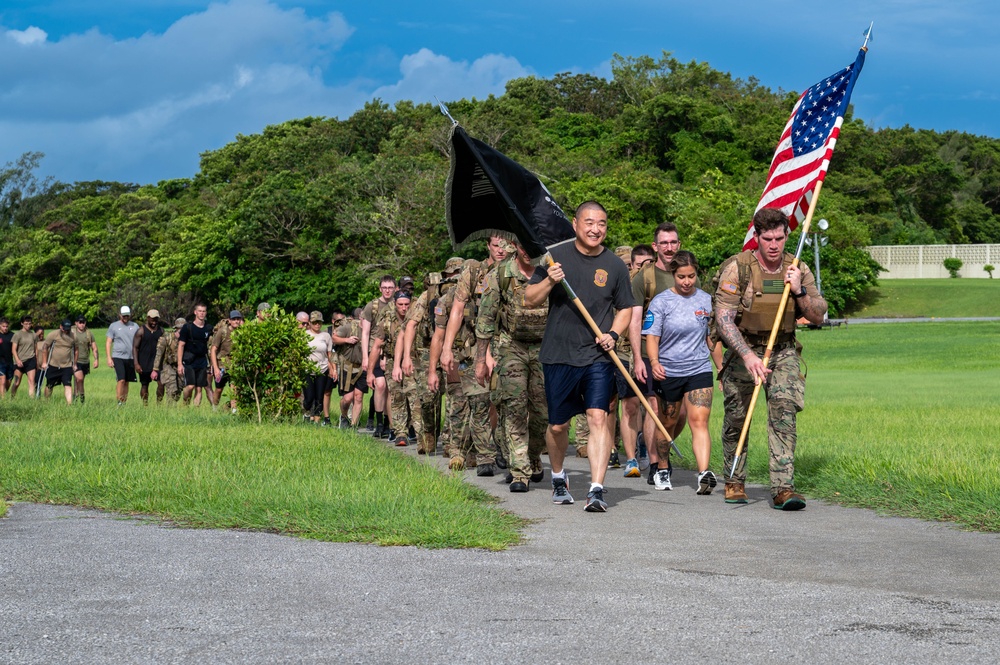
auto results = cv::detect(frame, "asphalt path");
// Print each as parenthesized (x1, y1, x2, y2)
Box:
(3, 442, 1000, 664)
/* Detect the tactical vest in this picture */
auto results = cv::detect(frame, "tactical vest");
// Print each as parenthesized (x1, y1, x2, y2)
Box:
(383, 315, 405, 358)
(418, 280, 456, 348)
(738, 252, 797, 344)
(498, 261, 548, 343)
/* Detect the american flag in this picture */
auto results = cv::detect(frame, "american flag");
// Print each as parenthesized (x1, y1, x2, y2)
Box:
(743, 48, 867, 250)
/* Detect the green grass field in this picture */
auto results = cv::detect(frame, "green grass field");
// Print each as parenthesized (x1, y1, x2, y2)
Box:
(847, 278, 1000, 318)
(2, 316, 999, 542)
(0, 371, 523, 549)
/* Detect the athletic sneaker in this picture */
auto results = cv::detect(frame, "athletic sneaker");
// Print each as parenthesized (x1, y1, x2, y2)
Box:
(697, 470, 718, 495)
(584, 487, 608, 512)
(362, 419, 375, 433)
(551, 477, 574, 505)
(339, 416, 350, 429)
(646, 462, 659, 486)
(608, 450, 621, 469)
(636, 432, 650, 471)
(653, 468, 673, 491)
(321, 417, 331, 427)
(623, 458, 641, 478)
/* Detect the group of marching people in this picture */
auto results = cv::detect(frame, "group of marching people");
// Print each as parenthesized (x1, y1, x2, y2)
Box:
(354, 200, 827, 513)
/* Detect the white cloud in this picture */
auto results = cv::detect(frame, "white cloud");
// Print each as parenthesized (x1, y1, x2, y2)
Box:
(372, 48, 532, 105)
(5, 26, 47, 45)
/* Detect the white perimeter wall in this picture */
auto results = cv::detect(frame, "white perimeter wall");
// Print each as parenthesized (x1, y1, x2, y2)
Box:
(865, 245, 1000, 279)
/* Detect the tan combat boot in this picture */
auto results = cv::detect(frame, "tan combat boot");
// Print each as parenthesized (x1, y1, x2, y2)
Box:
(724, 482, 749, 504)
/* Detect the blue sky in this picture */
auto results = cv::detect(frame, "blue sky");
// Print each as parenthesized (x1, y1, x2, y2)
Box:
(2, 0, 999, 185)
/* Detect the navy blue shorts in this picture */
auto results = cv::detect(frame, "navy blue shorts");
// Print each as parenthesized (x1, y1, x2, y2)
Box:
(613, 359, 636, 399)
(543, 362, 616, 425)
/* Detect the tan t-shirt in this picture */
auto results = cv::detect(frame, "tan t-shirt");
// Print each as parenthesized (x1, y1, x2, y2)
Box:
(44, 330, 77, 368)
(12, 329, 37, 361)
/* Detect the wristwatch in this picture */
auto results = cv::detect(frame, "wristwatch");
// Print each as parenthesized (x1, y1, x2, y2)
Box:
(793, 286, 807, 298)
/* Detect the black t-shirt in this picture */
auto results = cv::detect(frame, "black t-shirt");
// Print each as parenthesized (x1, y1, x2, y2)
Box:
(530, 242, 633, 366)
(135, 325, 163, 372)
(0, 331, 13, 363)
(179, 322, 212, 369)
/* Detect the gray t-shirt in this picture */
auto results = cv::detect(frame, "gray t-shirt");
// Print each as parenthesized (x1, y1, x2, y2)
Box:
(530, 242, 633, 366)
(641, 288, 712, 377)
(107, 320, 140, 359)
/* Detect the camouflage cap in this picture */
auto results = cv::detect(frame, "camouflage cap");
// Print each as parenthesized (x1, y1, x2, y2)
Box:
(173, 317, 187, 328)
(614, 245, 633, 263)
(444, 256, 464, 274)
(309, 310, 324, 323)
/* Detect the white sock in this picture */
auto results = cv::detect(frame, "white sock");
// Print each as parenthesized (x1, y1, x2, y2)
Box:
(551, 470, 566, 480)
(590, 482, 603, 492)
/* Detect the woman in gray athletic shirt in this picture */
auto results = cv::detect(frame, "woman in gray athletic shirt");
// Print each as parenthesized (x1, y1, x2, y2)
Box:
(641, 251, 722, 495)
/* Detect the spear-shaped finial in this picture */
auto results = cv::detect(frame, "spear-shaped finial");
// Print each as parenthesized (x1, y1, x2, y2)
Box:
(862, 22, 874, 51)
(436, 97, 458, 126)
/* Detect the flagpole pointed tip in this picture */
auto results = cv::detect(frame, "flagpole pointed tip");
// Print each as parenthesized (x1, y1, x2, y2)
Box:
(862, 21, 874, 51)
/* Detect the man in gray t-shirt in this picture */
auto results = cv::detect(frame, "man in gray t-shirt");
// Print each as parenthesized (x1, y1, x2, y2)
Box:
(106, 305, 140, 405)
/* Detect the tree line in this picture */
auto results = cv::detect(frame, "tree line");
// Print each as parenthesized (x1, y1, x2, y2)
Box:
(3, 52, 999, 326)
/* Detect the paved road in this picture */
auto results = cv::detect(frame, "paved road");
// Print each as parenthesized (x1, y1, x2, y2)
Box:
(3, 445, 1000, 664)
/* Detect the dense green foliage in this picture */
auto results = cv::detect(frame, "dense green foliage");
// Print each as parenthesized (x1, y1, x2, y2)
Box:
(229, 308, 311, 422)
(4, 52, 1000, 324)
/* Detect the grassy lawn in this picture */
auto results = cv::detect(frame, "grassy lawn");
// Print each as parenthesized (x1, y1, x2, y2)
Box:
(847, 278, 1000, 318)
(0, 368, 523, 549)
(669, 320, 1000, 531)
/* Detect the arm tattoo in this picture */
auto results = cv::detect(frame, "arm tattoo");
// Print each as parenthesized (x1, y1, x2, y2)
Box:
(717, 308, 752, 358)
(475, 339, 488, 364)
(796, 294, 828, 325)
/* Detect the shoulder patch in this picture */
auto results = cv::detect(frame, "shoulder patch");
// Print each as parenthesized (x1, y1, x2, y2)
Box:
(719, 281, 739, 295)
(433, 305, 445, 316)
(642, 311, 655, 331)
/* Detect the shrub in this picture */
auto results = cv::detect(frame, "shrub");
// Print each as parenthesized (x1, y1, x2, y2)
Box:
(943, 257, 963, 278)
(228, 307, 311, 423)
(985, 264, 995, 279)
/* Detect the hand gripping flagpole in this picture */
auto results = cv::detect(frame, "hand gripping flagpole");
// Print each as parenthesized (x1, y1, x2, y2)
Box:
(728, 181, 823, 478)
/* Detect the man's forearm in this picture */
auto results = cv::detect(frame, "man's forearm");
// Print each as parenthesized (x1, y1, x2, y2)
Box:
(402, 321, 417, 364)
(443, 297, 466, 352)
(628, 307, 643, 359)
(795, 293, 828, 325)
(523, 278, 555, 308)
(717, 308, 752, 359)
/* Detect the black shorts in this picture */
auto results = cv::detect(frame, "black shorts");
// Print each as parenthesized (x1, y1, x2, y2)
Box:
(215, 369, 230, 390)
(18, 357, 37, 373)
(113, 358, 137, 383)
(372, 360, 385, 380)
(635, 358, 656, 397)
(46, 366, 74, 387)
(75, 362, 90, 376)
(654, 371, 714, 404)
(185, 366, 209, 388)
(139, 371, 154, 386)
(338, 367, 369, 396)
(613, 359, 636, 399)
(542, 362, 616, 425)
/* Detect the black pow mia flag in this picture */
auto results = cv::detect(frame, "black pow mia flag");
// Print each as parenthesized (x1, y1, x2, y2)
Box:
(445, 125, 574, 261)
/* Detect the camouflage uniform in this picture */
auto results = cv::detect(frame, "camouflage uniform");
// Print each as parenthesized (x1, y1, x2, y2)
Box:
(403, 278, 450, 453)
(374, 310, 414, 438)
(476, 258, 548, 485)
(153, 333, 182, 402)
(454, 257, 509, 462)
(436, 278, 492, 465)
(716, 251, 819, 496)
